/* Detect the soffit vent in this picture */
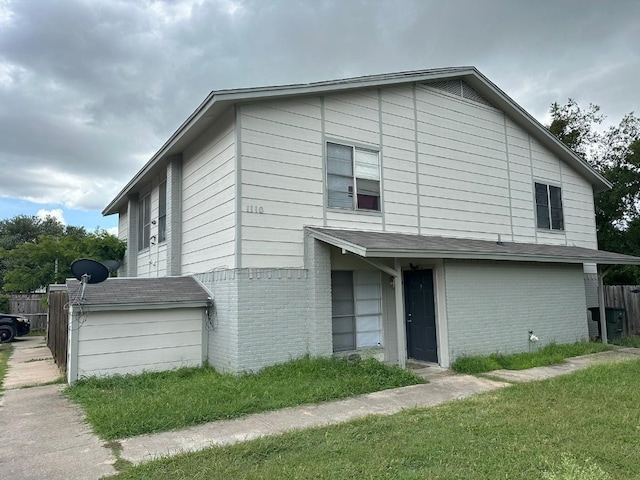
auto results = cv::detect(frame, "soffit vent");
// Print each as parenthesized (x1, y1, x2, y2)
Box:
(424, 79, 495, 108)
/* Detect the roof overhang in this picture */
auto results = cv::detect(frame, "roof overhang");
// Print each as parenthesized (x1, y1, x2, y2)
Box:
(65, 276, 211, 310)
(306, 227, 640, 266)
(103, 66, 610, 216)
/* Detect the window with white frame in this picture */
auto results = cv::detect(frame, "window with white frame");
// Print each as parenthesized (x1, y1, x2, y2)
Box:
(331, 271, 383, 352)
(138, 194, 151, 251)
(535, 182, 564, 231)
(158, 181, 167, 243)
(327, 142, 380, 211)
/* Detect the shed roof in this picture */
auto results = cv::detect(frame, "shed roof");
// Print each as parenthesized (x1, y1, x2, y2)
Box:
(103, 66, 610, 215)
(306, 227, 640, 266)
(66, 276, 210, 309)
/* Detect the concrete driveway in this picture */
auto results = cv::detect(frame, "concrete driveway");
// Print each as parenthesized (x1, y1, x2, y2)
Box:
(0, 336, 115, 480)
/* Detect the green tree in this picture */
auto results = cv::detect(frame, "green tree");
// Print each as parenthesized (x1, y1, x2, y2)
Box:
(0, 215, 65, 250)
(0, 230, 126, 293)
(549, 101, 640, 284)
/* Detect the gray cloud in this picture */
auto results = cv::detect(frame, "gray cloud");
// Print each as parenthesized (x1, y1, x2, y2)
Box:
(1, 0, 638, 210)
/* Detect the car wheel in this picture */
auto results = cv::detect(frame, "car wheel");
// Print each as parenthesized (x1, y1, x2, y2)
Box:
(0, 325, 15, 343)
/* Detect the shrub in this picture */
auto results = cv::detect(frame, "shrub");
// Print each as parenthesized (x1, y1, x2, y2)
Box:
(0, 294, 9, 313)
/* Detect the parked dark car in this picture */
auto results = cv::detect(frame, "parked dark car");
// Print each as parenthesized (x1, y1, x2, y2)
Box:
(0, 314, 31, 343)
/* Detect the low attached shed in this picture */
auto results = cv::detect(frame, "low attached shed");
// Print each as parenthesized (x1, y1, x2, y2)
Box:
(66, 276, 211, 384)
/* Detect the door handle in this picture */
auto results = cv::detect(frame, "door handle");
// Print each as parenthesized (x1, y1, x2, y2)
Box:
(407, 313, 412, 323)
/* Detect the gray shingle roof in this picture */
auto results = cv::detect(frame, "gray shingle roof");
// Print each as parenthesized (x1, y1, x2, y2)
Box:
(306, 227, 640, 265)
(66, 276, 210, 307)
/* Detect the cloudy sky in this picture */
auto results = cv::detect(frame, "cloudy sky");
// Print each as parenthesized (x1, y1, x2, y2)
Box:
(1, 0, 638, 233)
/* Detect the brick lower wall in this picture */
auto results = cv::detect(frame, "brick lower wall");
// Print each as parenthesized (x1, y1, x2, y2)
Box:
(445, 261, 589, 361)
(198, 266, 325, 373)
(197, 270, 240, 372)
(236, 269, 310, 372)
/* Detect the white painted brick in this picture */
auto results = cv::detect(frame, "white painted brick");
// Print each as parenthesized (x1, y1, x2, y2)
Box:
(445, 260, 589, 361)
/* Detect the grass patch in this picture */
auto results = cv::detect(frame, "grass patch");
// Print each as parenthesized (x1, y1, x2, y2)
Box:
(0, 343, 14, 395)
(111, 359, 640, 480)
(451, 341, 611, 374)
(66, 356, 423, 440)
(611, 335, 640, 348)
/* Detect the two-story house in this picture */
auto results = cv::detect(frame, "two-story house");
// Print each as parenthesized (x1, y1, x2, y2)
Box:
(100, 66, 640, 375)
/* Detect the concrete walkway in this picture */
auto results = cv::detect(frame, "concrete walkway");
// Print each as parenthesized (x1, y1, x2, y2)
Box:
(0, 336, 116, 479)
(2, 337, 640, 478)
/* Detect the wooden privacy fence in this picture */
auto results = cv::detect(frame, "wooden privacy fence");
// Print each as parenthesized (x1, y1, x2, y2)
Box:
(47, 287, 69, 372)
(605, 285, 640, 336)
(9, 293, 47, 331)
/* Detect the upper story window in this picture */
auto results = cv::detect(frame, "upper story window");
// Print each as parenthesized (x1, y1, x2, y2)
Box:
(327, 142, 380, 211)
(535, 182, 564, 231)
(158, 181, 167, 243)
(138, 194, 151, 251)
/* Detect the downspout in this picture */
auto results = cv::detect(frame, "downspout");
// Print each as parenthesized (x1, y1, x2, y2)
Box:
(597, 265, 613, 344)
(67, 305, 79, 384)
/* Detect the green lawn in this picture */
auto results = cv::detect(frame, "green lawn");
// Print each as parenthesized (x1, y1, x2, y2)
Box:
(111, 359, 640, 480)
(451, 341, 611, 374)
(65, 356, 423, 440)
(612, 335, 640, 348)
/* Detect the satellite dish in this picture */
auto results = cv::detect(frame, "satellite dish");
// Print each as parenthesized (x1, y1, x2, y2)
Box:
(71, 259, 109, 284)
(71, 259, 109, 303)
(101, 260, 120, 274)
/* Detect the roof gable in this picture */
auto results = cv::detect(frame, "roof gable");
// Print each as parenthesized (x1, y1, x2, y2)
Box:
(103, 67, 610, 215)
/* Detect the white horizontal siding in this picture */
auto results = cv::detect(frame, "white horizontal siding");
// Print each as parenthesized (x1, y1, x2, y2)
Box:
(326, 210, 384, 230)
(414, 86, 512, 240)
(76, 308, 203, 378)
(324, 92, 380, 146)
(117, 209, 127, 242)
(222, 84, 599, 269)
(561, 163, 597, 248)
(135, 175, 167, 278)
(181, 108, 236, 273)
(240, 99, 324, 268)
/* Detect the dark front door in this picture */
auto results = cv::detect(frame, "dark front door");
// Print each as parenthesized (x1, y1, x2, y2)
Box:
(404, 269, 437, 362)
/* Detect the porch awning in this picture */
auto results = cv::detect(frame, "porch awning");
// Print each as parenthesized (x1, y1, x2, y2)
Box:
(306, 227, 640, 266)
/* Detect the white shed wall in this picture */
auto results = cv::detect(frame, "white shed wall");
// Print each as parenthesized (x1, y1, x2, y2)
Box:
(72, 307, 204, 379)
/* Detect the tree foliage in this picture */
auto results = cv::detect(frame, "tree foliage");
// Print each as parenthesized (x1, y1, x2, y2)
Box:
(0, 215, 126, 293)
(0, 215, 65, 250)
(548, 100, 640, 284)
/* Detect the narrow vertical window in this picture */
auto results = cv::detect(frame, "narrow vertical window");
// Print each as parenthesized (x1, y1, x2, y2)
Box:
(158, 181, 167, 243)
(331, 271, 355, 352)
(138, 194, 151, 250)
(535, 182, 564, 231)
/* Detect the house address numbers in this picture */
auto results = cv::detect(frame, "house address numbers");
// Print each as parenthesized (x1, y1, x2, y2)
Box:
(246, 205, 264, 214)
